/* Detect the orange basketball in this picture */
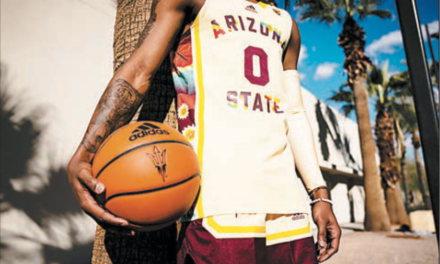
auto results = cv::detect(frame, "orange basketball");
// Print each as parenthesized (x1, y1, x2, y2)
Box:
(92, 121, 200, 231)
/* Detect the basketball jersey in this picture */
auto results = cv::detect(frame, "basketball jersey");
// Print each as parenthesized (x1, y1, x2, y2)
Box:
(171, 0, 309, 220)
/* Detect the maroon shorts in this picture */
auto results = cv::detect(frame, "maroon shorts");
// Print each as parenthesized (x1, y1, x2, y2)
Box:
(177, 220, 318, 264)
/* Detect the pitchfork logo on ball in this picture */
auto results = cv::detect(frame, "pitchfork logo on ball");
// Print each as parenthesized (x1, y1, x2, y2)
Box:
(147, 145, 168, 182)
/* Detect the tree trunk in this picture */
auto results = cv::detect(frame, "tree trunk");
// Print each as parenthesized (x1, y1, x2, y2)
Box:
(394, 118, 410, 210)
(400, 150, 410, 210)
(352, 76, 391, 231)
(374, 109, 410, 225)
(385, 185, 411, 226)
(374, 109, 399, 187)
(412, 133, 431, 209)
(92, 0, 178, 263)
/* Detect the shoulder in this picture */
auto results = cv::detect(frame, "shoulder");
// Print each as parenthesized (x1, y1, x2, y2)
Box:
(270, 5, 293, 24)
(269, 7, 298, 41)
(154, 0, 203, 13)
(282, 18, 301, 69)
(290, 18, 300, 42)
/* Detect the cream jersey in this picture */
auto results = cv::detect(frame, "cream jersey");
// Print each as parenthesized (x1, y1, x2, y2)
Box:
(171, 0, 312, 220)
(202, 213, 312, 246)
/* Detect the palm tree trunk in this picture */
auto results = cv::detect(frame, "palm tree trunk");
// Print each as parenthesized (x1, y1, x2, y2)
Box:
(92, 0, 178, 263)
(375, 109, 410, 225)
(385, 185, 411, 226)
(375, 109, 399, 188)
(352, 77, 391, 231)
(400, 150, 410, 210)
(412, 133, 431, 209)
(394, 118, 410, 210)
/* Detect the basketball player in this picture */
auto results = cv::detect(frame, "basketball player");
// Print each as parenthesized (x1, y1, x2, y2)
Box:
(68, 0, 341, 263)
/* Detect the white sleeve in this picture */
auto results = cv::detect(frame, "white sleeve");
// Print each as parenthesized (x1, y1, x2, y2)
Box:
(283, 70, 326, 192)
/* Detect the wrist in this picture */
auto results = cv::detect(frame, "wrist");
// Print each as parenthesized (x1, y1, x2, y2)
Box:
(308, 186, 329, 200)
(310, 198, 333, 206)
(72, 145, 95, 164)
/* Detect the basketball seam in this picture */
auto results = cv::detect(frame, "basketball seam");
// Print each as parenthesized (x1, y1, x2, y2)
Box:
(93, 125, 126, 164)
(95, 140, 193, 179)
(104, 173, 200, 205)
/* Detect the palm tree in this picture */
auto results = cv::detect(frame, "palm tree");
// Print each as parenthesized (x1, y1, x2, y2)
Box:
(92, 0, 178, 262)
(393, 116, 409, 209)
(296, 0, 392, 231)
(367, 63, 410, 225)
(330, 63, 411, 225)
(389, 71, 432, 209)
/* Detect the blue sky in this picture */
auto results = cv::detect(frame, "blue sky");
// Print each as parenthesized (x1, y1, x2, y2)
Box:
(274, 0, 439, 116)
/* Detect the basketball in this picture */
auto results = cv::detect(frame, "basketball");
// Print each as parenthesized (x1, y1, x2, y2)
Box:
(91, 121, 201, 231)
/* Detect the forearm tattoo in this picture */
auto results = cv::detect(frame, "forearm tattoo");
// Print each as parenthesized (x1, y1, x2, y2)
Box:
(82, 79, 143, 153)
(137, 0, 160, 48)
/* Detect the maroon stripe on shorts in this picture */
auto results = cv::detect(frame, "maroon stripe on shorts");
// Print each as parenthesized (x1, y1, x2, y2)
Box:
(177, 219, 318, 264)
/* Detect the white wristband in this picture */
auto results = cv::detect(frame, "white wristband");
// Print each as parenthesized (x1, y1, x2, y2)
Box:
(310, 198, 333, 206)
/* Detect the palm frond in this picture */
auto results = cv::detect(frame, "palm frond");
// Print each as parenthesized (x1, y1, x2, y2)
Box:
(295, 0, 391, 23)
(295, 0, 341, 24)
(366, 64, 382, 97)
(382, 61, 389, 83)
(347, 0, 356, 16)
(365, 9, 392, 19)
(301, 10, 339, 23)
(356, 0, 392, 19)
(328, 84, 354, 103)
(392, 101, 418, 134)
(342, 104, 355, 116)
(328, 84, 355, 116)
(368, 64, 384, 85)
(389, 71, 413, 96)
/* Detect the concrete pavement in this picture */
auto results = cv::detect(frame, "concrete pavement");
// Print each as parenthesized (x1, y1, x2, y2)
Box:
(323, 228, 438, 264)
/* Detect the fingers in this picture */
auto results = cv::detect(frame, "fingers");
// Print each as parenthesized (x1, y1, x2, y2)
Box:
(316, 220, 328, 262)
(68, 160, 130, 231)
(318, 220, 341, 263)
(91, 215, 135, 236)
(77, 167, 105, 194)
(72, 178, 129, 227)
(87, 203, 129, 227)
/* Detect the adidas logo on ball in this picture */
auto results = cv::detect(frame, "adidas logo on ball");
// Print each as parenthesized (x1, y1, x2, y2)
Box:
(129, 122, 170, 141)
(92, 121, 200, 231)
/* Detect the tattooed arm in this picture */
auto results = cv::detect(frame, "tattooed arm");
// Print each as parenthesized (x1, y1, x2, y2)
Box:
(68, 0, 204, 229)
(82, 79, 142, 154)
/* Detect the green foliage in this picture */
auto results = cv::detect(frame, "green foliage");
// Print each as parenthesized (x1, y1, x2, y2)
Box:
(388, 71, 412, 96)
(365, 63, 416, 126)
(386, 69, 419, 135)
(393, 102, 417, 135)
(405, 161, 420, 191)
(369, 64, 384, 85)
(328, 83, 355, 116)
(329, 63, 419, 140)
(403, 160, 429, 209)
(295, 0, 391, 24)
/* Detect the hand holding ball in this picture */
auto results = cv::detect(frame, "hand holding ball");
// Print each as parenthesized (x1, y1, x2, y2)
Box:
(92, 121, 200, 231)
